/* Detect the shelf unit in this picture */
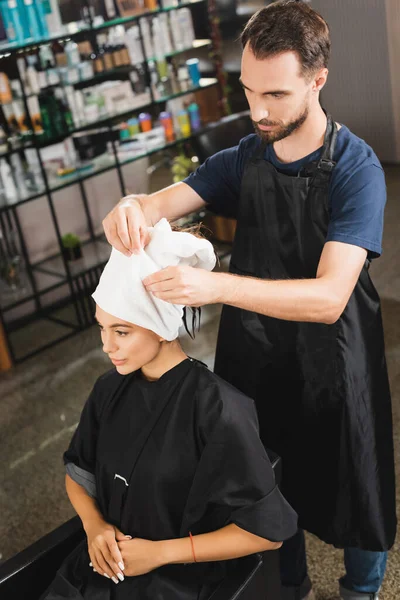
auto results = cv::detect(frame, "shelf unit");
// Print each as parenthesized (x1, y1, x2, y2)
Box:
(0, 0, 230, 367)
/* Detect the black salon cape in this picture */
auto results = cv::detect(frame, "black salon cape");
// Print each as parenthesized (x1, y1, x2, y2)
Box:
(41, 359, 297, 600)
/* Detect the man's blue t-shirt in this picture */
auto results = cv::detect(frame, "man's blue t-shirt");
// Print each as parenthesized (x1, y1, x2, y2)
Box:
(184, 126, 386, 258)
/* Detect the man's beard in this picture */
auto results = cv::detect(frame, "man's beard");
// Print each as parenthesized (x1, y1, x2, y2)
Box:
(253, 104, 309, 144)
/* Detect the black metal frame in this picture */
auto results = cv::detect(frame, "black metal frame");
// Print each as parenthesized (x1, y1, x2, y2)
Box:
(0, 0, 230, 364)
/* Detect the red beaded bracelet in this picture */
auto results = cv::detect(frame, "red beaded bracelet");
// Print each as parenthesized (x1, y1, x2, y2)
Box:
(189, 531, 197, 563)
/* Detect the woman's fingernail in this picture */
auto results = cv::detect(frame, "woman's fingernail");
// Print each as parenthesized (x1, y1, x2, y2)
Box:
(93, 568, 97, 573)
(118, 561, 125, 571)
(112, 576, 119, 584)
(89, 562, 92, 567)
(103, 573, 110, 579)
(117, 572, 124, 582)
(125, 535, 132, 539)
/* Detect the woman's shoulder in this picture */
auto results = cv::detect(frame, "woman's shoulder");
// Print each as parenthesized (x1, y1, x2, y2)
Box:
(190, 359, 256, 422)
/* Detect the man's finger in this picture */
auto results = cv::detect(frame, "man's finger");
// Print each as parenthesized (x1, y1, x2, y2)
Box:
(104, 221, 131, 257)
(115, 212, 135, 254)
(140, 226, 150, 248)
(153, 291, 191, 304)
(146, 280, 180, 293)
(143, 267, 176, 287)
(127, 215, 145, 254)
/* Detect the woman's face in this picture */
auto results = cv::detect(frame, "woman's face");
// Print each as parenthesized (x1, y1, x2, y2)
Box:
(95, 306, 162, 375)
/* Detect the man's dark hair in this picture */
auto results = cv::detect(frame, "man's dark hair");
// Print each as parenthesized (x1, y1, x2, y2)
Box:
(240, 0, 331, 80)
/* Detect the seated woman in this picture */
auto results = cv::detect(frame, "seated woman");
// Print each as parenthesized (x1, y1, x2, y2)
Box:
(41, 219, 297, 600)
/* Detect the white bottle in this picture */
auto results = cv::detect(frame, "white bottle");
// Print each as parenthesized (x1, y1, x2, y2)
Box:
(159, 14, 173, 55)
(169, 12, 183, 51)
(10, 153, 28, 198)
(152, 18, 164, 58)
(104, 0, 116, 18)
(26, 56, 40, 95)
(74, 90, 86, 124)
(125, 26, 144, 64)
(0, 159, 18, 202)
(179, 8, 196, 48)
(65, 85, 80, 126)
(42, 0, 63, 34)
(65, 40, 81, 68)
(141, 18, 154, 59)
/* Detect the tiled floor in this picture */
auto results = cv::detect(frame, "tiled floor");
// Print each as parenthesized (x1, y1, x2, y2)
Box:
(0, 167, 399, 600)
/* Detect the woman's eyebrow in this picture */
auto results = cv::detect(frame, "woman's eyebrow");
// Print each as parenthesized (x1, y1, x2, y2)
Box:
(95, 319, 132, 328)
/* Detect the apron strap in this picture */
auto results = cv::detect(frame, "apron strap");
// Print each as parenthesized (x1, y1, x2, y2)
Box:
(310, 114, 338, 189)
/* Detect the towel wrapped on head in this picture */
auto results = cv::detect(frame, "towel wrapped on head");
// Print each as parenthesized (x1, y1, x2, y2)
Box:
(92, 218, 216, 340)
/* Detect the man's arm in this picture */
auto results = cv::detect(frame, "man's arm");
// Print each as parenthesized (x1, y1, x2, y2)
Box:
(144, 241, 368, 324)
(102, 182, 206, 256)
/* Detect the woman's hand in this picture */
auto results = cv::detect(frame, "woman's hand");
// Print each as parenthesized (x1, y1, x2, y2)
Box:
(84, 518, 130, 584)
(118, 538, 165, 577)
(102, 194, 150, 257)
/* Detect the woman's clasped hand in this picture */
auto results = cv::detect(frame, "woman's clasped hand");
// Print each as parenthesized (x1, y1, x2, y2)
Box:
(86, 517, 164, 584)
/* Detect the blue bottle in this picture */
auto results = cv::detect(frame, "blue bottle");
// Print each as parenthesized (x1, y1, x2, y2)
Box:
(16, 0, 31, 39)
(34, 0, 48, 37)
(0, 0, 17, 42)
(23, 0, 42, 39)
(187, 102, 201, 131)
(6, 0, 25, 43)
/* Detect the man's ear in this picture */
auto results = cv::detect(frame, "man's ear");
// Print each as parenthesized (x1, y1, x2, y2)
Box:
(312, 68, 328, 93)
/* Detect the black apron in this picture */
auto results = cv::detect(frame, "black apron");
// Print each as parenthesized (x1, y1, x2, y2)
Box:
(214, 115, 397, 551)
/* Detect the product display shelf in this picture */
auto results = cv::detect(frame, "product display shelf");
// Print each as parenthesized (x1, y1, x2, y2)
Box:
(0, 0, 229, 366)
(0, 76, 217, 160)
(0, 107, 243, 216)
(0, 0, 206, 55)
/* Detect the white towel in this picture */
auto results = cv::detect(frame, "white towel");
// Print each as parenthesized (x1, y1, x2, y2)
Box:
(92, 218, 216, 340)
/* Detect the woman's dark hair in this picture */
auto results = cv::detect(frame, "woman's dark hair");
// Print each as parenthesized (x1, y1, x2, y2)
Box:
(240, 0, 331, 80)
(173, 222, 215, 340)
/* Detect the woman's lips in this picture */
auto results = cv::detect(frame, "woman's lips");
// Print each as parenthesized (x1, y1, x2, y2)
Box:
(111, 359, 127, 366)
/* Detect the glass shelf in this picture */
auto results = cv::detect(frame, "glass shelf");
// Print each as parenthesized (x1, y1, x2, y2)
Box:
(32, 238, 111, 280)
(148, 39, 211, 62)
(73, 65, 135, 89)
(156, 77, 218, 103)
(0, 25, 91, 55)
(0, 267, 66, 312)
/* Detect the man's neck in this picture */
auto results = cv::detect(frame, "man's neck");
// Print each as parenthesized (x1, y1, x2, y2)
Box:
(273, 105, 328, 164)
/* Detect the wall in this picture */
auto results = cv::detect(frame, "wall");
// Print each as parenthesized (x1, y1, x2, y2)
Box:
(312, 0, 399, 163)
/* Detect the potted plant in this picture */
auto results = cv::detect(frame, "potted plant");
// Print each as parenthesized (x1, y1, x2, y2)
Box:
(61, 233, 82, 261)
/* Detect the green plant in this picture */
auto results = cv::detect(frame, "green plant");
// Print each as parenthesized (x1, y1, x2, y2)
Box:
(171, 153, 198, 183)
(62, 233, 81, 249)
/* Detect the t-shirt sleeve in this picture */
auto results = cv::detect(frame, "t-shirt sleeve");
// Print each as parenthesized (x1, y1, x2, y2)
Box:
(326, 164, 386, 259)
(183, 134, 258, 218)
(63, 380, 104, 498)
(181, 382, 298, 542)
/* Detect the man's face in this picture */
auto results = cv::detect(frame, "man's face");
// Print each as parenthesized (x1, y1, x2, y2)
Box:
(240, 45, 313, 144)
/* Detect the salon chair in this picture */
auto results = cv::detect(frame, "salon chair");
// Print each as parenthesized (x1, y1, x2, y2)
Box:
(192, 111, 254, 163)
(0, 452, 283, 600)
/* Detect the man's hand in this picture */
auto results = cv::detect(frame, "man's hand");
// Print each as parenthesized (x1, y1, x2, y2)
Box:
(85, 518, 130, 584)
(143, 266, 223, 306)
(118, 538, 165, 577)
(102, 195, 150, 257)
